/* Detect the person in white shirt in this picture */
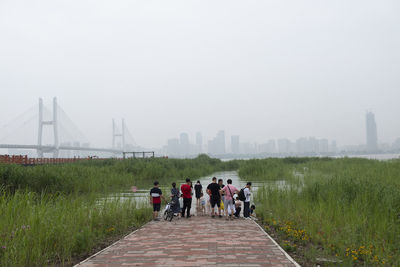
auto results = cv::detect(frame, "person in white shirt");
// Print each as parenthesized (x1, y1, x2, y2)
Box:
(243, 182, 252, 218)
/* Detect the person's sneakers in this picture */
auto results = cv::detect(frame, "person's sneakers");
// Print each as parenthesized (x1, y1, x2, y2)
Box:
(218, 215, 222, 218)
(154, 218, 160, 221)
(186, 215, 191, 219)
(211, 215, 215, 218)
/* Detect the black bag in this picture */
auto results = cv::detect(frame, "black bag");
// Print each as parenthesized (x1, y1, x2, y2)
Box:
(238, 188, 246, 201)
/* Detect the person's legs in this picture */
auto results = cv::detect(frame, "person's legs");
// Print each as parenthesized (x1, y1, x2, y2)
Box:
(210, 198, 215, 216)
(187, 198, 192, 217)
(224, 199, 229, 218)
(228, 201, 234, 216)
(153, 204, 160, 220)
(181, 198, 188, 217)
(244, 201, 250, 218)
(173, 198, 180, 214)
(235, 206, 241, 217)
(216, 198, 221, 217)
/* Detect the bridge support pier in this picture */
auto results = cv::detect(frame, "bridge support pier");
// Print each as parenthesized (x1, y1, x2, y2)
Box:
(112, 119, 126, 153)
(37, 97, 59, 158)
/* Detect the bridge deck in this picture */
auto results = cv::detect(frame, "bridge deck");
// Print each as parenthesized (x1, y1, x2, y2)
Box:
(76, 216, 298, 267)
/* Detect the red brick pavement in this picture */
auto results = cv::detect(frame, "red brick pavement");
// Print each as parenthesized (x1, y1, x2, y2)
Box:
(76, 216, 299, 267)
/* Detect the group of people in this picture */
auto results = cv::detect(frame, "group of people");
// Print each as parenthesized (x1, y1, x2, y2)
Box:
(149, 177, 255, 221)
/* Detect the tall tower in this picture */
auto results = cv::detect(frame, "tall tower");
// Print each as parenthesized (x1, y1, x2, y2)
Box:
(366, 112, 378, 151)
(112, 119, 126, 151)
(37, 97, 59, 158)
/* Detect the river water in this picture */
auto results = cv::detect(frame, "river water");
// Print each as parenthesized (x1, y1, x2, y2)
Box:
(101, 171, 286, 208)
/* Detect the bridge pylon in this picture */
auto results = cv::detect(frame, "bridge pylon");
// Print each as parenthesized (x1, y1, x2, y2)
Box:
(112, 119, 126, 152)
(37, 97, 59, 158)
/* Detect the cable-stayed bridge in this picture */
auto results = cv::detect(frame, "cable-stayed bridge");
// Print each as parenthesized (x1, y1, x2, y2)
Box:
(0, 98, 138, 158)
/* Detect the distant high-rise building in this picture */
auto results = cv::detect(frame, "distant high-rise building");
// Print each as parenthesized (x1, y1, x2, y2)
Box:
(241, 142, 257, 154)
(231, 135, 240, 154)
(167, 138, 180, 156)
(277, 139, 291, 154)
(258, 140, 276, 154)
(330, 140, 337, 153)
(296, 137, 308, 153)
(268, 140, 276, 153)
(196, 132, 203, 154)
(216, 130, 226, 154)
(208, 130, 226, 155)
(319, 139, 329, 153)
(366, 112, 378, 151)
(392, 138, 400, 150)
(196, 132, 203, 146)
(180, 133, 190, 156)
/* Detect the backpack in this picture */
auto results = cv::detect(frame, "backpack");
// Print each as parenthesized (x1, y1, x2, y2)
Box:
(238, 188, 246, 201)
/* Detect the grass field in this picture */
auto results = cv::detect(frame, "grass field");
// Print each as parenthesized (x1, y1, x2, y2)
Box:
(239, 157, 400, 266)
(0, 155, 235, 266)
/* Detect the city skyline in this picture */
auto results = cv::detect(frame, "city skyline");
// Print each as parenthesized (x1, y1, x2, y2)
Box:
(160, 111, 400, 157)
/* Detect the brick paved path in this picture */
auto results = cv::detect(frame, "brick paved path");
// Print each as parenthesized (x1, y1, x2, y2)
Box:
(77, 216, 299, 267)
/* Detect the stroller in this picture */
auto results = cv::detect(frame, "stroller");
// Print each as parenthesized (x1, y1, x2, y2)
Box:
(163, 200, 176, 222)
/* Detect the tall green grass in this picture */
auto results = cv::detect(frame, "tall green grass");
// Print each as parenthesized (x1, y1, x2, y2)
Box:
(239, 158, 400, 266)
(0, 190, 151, 266)
(0, 154, 235, 194)
(0, 155, 234, 266)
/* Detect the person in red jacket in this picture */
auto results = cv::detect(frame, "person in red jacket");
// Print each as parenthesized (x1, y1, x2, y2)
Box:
(181, 178, 192, 218)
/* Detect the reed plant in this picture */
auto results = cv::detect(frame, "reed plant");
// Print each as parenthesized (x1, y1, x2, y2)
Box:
(0, 154, 233, 266)
(0, 154, 234, 194)
(0, 189, 151, 266)
(240, 157, 400, 265)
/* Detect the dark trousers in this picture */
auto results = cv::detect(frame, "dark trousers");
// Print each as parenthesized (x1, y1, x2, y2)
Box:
(234, 206, 241, 217)
(181, 198, 192, 217)
(244, 201, 250, 217)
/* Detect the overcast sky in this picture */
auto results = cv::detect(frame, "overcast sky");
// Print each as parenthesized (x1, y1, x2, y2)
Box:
(1, 0, 399, 149)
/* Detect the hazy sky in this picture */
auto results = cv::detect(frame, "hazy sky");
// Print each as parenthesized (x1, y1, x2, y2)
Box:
(1, 0, 399, 149)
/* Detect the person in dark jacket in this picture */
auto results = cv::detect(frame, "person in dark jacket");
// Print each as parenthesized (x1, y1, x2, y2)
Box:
(171, 182, 181, 215)
(194, 180, 203, 207)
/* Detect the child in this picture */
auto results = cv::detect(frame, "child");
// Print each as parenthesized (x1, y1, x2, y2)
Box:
(199, 193, 206, 216)
(234, 197, 241, 218)
(150, 181, 164, 221)
(250, 204, 256, 219)
(206, 196, 212, 216)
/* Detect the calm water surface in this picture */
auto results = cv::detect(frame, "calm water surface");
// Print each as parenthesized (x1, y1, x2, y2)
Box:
(100, 171, 287, 207)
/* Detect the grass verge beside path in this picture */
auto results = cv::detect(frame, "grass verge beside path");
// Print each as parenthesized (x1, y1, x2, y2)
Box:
(239, 157, 400, 266)
(0, 155, 235, 266)
(0, 190, 151, 266)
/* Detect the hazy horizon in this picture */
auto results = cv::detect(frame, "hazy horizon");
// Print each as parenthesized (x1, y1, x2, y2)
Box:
(1, 0, 400, 149)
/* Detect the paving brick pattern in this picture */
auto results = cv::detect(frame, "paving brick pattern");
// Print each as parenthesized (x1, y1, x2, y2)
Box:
(77, 216, 297, 267)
